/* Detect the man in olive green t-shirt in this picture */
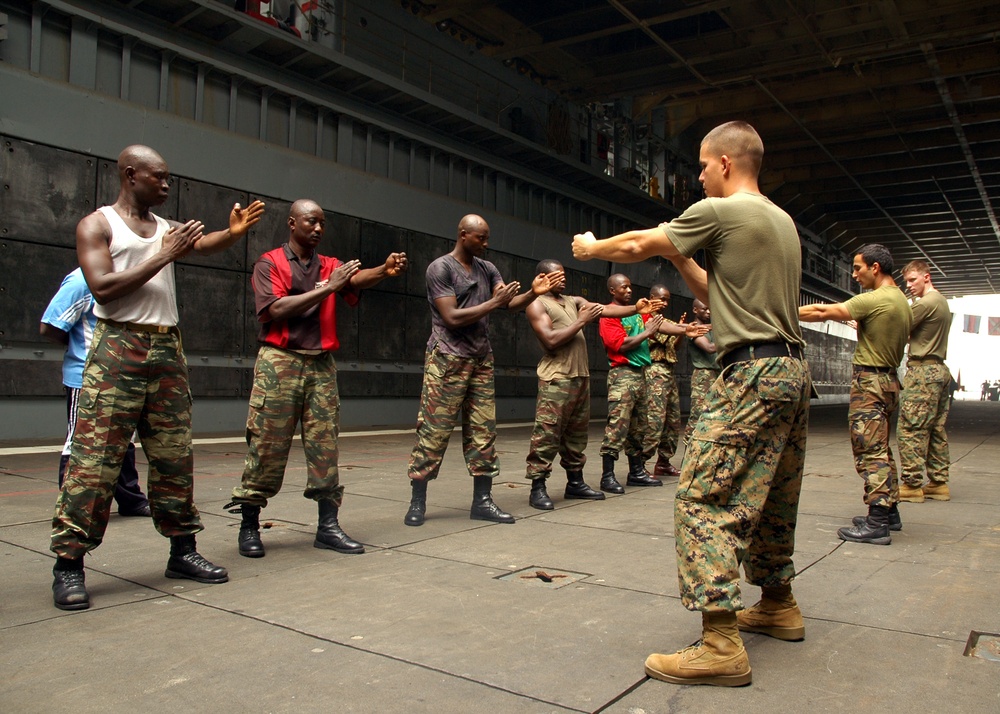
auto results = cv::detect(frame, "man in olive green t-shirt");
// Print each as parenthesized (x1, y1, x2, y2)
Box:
(897, 260, 953, 502)
(573, 121, 812, 688)
(799, 244, 911, 546)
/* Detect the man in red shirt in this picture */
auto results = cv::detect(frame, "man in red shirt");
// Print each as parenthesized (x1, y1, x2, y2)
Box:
(227, 199, 406, 558)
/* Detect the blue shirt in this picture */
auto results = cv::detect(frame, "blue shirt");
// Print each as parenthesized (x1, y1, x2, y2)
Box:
(41, 268, 95, 388)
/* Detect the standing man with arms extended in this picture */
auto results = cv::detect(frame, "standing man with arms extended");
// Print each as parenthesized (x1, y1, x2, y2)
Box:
(227, 199, 407, 558)
(573, 121, 811, 687)
(41, 268, 151, 517)
(897, 260, 952, 503)
(523, 260, 663, 510)
(799, 244, 911, 544)
(50, 144, 264, 611)
(404, 214, 557, 526)
(598, 274, 665, 492)
(684, 299, 720, 446)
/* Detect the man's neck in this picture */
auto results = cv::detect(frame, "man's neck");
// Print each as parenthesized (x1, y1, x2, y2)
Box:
(114, 194, 153, 220)
(288, 241, 314, 261)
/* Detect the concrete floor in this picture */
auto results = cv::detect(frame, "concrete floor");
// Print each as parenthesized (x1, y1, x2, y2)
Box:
(2, 401, 999, 713)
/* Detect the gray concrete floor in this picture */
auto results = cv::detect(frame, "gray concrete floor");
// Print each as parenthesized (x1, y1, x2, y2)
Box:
(2, 401, 999, 713)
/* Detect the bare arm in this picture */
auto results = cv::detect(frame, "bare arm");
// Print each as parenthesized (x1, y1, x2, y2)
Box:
(435, 281, 520, 329)
(191, 200, 266, 255)
(507, 270, 561, 312)
(263, 260, 362, 323)
(693, 333, 717, 353)
(799, 303, 853, 322)
(39, 323, 69, 345)
(527, 296, 602, 351)
(349, 252, 408, 290)
(77, 212, 203, 304)
(572, 228, 678, 263)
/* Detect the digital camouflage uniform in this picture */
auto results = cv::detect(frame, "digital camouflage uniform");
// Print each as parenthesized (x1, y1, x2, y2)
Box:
(408, 348, 498, 480)
(685, 368, 720, 445)
(849, 371, 901, 507)
(231, 346, 345, 506)
(52, 321, 202, 559)
(644, 323, 682, 463)
(898, 361, 951, 486)
(525, 377, 589, 477)
(675, 356, 811, 611)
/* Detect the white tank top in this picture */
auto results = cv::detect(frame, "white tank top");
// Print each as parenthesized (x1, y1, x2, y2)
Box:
(93, 206, 179, 325)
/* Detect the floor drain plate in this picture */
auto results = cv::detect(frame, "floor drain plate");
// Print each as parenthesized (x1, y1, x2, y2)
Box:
(498, 566, 590, 589)
(964, 631, 1000, 662)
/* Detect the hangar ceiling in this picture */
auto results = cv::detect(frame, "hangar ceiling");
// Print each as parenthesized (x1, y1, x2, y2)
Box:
(408, 0, 1000, 297)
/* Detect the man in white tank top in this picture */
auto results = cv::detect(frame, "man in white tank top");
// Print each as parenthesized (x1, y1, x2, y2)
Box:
(50, 144, 264, 611)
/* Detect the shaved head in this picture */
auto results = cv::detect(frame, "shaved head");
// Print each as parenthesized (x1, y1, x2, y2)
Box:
(608, 273, 628, 290)
(458, 214, 488, 236)
(118, 145, 164, 174)
(537, 259, 562, 274)
(693, 299, 707, 310)
(290, 199, 323, 218)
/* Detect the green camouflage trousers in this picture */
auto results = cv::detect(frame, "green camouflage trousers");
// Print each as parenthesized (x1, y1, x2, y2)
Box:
(849, 370, 901, 507)
(525, 376, 590, 480)
(684, 367, 721, 446)
(675, 356, 811, 612)
(898, 360, 951, 485)
(643, 362, 681, 461)
(231, 346, 344, 507)
(51, 321, 201, 560)
(408, 347, 498, 481)
(600, 366, 647, 458)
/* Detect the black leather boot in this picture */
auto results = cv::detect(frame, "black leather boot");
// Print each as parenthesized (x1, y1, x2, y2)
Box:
(600, 454, 624, 494)
(470, 476, 515, 523)
(839, 505, 892, 545)
(853, 504, 902, 532)
(565, 471, 605, 500)
(315, 500, 365, 554)
(404, 478, 428, 526)
(237, 504, 265, 558)
(529, 478, 554, 510)
(52, 557, 89, 611)
(626, 454, 663, 487)
(165, 535, 229, 583)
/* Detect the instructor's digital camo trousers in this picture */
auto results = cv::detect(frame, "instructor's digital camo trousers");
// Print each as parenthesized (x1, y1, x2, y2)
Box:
(684, 367, 721, 445)
(51, 321, 202, 560)
(675, 355, 811, 613)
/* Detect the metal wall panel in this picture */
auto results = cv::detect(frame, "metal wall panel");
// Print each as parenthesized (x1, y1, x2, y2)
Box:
(0, 137, 97, 248)
(127, 43, 161, 109)
(358, 288, 406, 362)
(188, 365, 243, 398)
(359, 220, 407, 294)
(404, 230, 450, 299)
(0, 241, 79, 341)
(402, 294, 432, 362)
(244, 195, 293, 267)
(0, 360, 63, 397)
(175, 178, 249, 270)
(174, 264, 246, 354)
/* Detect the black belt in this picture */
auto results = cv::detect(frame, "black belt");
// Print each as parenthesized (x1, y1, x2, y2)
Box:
(853, 365, 896, 374)
(719, 341, 802, 368)
(907, 356, 943, 364)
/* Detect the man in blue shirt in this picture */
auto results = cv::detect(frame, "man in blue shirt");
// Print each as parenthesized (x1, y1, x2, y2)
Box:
(40, 268, 150, 517)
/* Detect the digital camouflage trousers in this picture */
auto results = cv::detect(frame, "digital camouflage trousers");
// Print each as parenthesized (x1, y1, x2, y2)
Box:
(643, 362, 681, 462)
(600, 366, 647, 459)
(525, 376, 590, 480)
(849, 369, 901, 507)
(684, 367, 721, 446)
(231, 346, 345, 508)
(408, 347, 498, 481)
(675, 356, 811, 612)
(898, 361, 951, 485)
(51, 321, 201, 560)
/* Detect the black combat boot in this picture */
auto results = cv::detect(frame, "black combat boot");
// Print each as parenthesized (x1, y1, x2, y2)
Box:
(853, 503, 902, 532)
(600, 454, 624, 494)
(52, 557, 90, 611)
(470, 476, 515, 523)
(237, 504, 265, 558)
(529, 478, 554, 510)
(404, 478, 428, 526)
(315, 500, 365, 554)
(626, 454, 663, 487)
(165, 535, 229, 583)
(838, 505, 892, 545)
(565, 471, 605, 500)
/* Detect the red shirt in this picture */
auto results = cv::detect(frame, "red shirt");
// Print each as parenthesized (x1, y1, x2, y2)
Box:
(253, 243, 359, 351)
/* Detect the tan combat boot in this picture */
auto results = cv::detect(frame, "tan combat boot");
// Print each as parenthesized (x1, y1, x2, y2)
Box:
(737, 584, 805, 641)
(644, 611, 751, 687)
(923, 480, 951, 500)
(898, 483, 925, 502)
